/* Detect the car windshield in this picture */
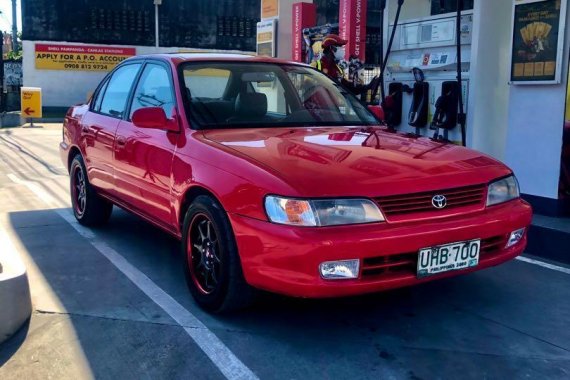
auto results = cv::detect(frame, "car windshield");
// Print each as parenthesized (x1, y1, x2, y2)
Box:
(180, 62, 378, 129)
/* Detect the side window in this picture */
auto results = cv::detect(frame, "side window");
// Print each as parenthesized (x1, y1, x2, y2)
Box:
(99, 64, 141, 117)
(130, 63, 175, 119)
(183, 68, 230, 99)
(92, 78, 109, 112)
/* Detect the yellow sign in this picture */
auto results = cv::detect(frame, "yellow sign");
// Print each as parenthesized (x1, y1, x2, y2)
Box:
(35, 43, 136, 72)
(257, 32, 273, 43)
(261, 0, 278, 19)
(21, 87, 43, 119)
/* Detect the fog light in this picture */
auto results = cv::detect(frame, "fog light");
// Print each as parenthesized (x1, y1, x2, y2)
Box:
(506, 228, 526, 248)
(319, 260, 360, 280)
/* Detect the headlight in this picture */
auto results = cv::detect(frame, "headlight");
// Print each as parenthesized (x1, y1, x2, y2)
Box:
(264, 196, 385, 227)
(486, 175, 520, 207)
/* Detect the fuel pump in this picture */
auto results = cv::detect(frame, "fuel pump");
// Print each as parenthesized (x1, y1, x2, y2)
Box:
(383, 1, 473, 145)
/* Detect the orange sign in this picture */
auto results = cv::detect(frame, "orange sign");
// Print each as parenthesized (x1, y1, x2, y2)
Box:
(262, 0, 278, 19)
(35, 43, 136, 72)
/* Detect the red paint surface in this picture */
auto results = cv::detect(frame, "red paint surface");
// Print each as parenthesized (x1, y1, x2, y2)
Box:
(339, 0, 367, 61)
(36, 43, 136, 55)
(292, 2, 317, 62)
(60, 54, 532, 298)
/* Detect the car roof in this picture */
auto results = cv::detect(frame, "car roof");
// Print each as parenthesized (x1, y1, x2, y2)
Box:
(125, 53, 309, 67)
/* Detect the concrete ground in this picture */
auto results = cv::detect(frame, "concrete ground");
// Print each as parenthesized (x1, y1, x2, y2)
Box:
(1, 124, 569, 379)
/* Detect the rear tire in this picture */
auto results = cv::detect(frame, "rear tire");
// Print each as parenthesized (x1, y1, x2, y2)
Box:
(70, 154, 113, 226)
(182, 195, 256, 313)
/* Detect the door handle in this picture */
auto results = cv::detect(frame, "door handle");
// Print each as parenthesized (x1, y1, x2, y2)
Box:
(116, 136, 127, 147)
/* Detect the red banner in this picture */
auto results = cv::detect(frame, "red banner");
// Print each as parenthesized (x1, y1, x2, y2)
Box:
(292, 2, 317, 62)
(339, 0, 367, 61)
(36, 44, 136, 56)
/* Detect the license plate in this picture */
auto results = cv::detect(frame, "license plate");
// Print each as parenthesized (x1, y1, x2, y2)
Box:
(417, 239, 480, 278)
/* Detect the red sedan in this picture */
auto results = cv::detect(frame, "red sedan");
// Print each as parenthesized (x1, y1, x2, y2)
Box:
(60, 54, 532, 312)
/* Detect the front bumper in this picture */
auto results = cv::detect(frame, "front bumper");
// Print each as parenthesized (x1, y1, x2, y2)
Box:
(229, 199, 532, 298)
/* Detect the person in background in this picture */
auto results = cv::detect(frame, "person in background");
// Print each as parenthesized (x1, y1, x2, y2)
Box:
(315, 34, 373, 97)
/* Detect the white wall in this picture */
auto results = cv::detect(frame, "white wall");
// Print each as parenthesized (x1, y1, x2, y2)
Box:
(503, 3, 569, 200)
(22, 41, 168, 107)
(467, 0, 512, 161)
(22, 40, 254, 108)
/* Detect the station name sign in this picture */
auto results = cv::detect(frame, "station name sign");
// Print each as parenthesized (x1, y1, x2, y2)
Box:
(35, 43, 136, 72)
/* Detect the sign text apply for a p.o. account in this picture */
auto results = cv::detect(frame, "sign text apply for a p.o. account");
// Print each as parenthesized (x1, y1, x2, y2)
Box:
(35, 43, 136, 72)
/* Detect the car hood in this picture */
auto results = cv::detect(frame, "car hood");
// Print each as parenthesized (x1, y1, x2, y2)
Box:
(202, 127, 511, 197)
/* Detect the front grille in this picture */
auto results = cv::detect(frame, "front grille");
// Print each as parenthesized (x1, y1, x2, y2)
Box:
(480, 235, 508, 256)
(375, 184, 487, 218)
(361, 253, 417, 277)
(361, 235, 508, 279)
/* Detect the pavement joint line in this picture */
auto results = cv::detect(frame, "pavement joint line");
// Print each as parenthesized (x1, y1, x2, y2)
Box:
(7, 173, 259, 380)
(401, 345, 570, 361)
(33, 309, 254, 335)
(449, 303, 570, 354)
(516, 256, 570, 275)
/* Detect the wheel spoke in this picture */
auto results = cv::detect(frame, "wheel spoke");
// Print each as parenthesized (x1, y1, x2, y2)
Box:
(206, 221, 212, 240)
(210, 268, 218, 286)
(203, 270, 210, 289)
(193, 243, 202, 251)
(195, 258, 204, 272)
(211, 249, 222, 263)
(198, 221, 206, 241)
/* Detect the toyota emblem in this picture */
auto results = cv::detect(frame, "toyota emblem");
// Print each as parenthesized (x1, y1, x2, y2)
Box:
(432, 195, 447, 209)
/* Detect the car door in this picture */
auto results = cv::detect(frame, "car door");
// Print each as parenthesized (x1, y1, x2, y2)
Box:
(81, 63, 142, 192)
(113, 61, 180, 227)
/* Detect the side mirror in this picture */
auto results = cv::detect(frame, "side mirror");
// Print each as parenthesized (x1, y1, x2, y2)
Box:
(368, 105, 385, 122)
(132, 107, 179, 132)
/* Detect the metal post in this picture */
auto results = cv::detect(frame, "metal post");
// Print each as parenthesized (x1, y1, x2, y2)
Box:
(0, 34, 4, 112)
(12, 0, 18, 52)
(456, 0, 466, 147)
(154, 0, 162, 48)
(378, 0, 386, 103)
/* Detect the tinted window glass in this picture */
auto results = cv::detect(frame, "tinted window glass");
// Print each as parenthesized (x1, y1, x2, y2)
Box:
(130, 64, 175, 118)
(100, 64, 141, 117)
(92, 78, 109, 112)
(181, 62, 378, 129)
(183, 68, 231, 99)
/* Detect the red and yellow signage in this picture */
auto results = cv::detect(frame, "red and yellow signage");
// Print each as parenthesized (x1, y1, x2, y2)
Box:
(339, 0, 368, 61)
(292, 2, 317, 62)
(35, 43, 136, 72)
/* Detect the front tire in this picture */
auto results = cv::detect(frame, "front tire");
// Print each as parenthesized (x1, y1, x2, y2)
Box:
(182, 195, 256, 313)
(70, 154, 113, 226)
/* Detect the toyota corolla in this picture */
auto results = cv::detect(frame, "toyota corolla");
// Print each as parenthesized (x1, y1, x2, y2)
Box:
(60, 54, 532, 312)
